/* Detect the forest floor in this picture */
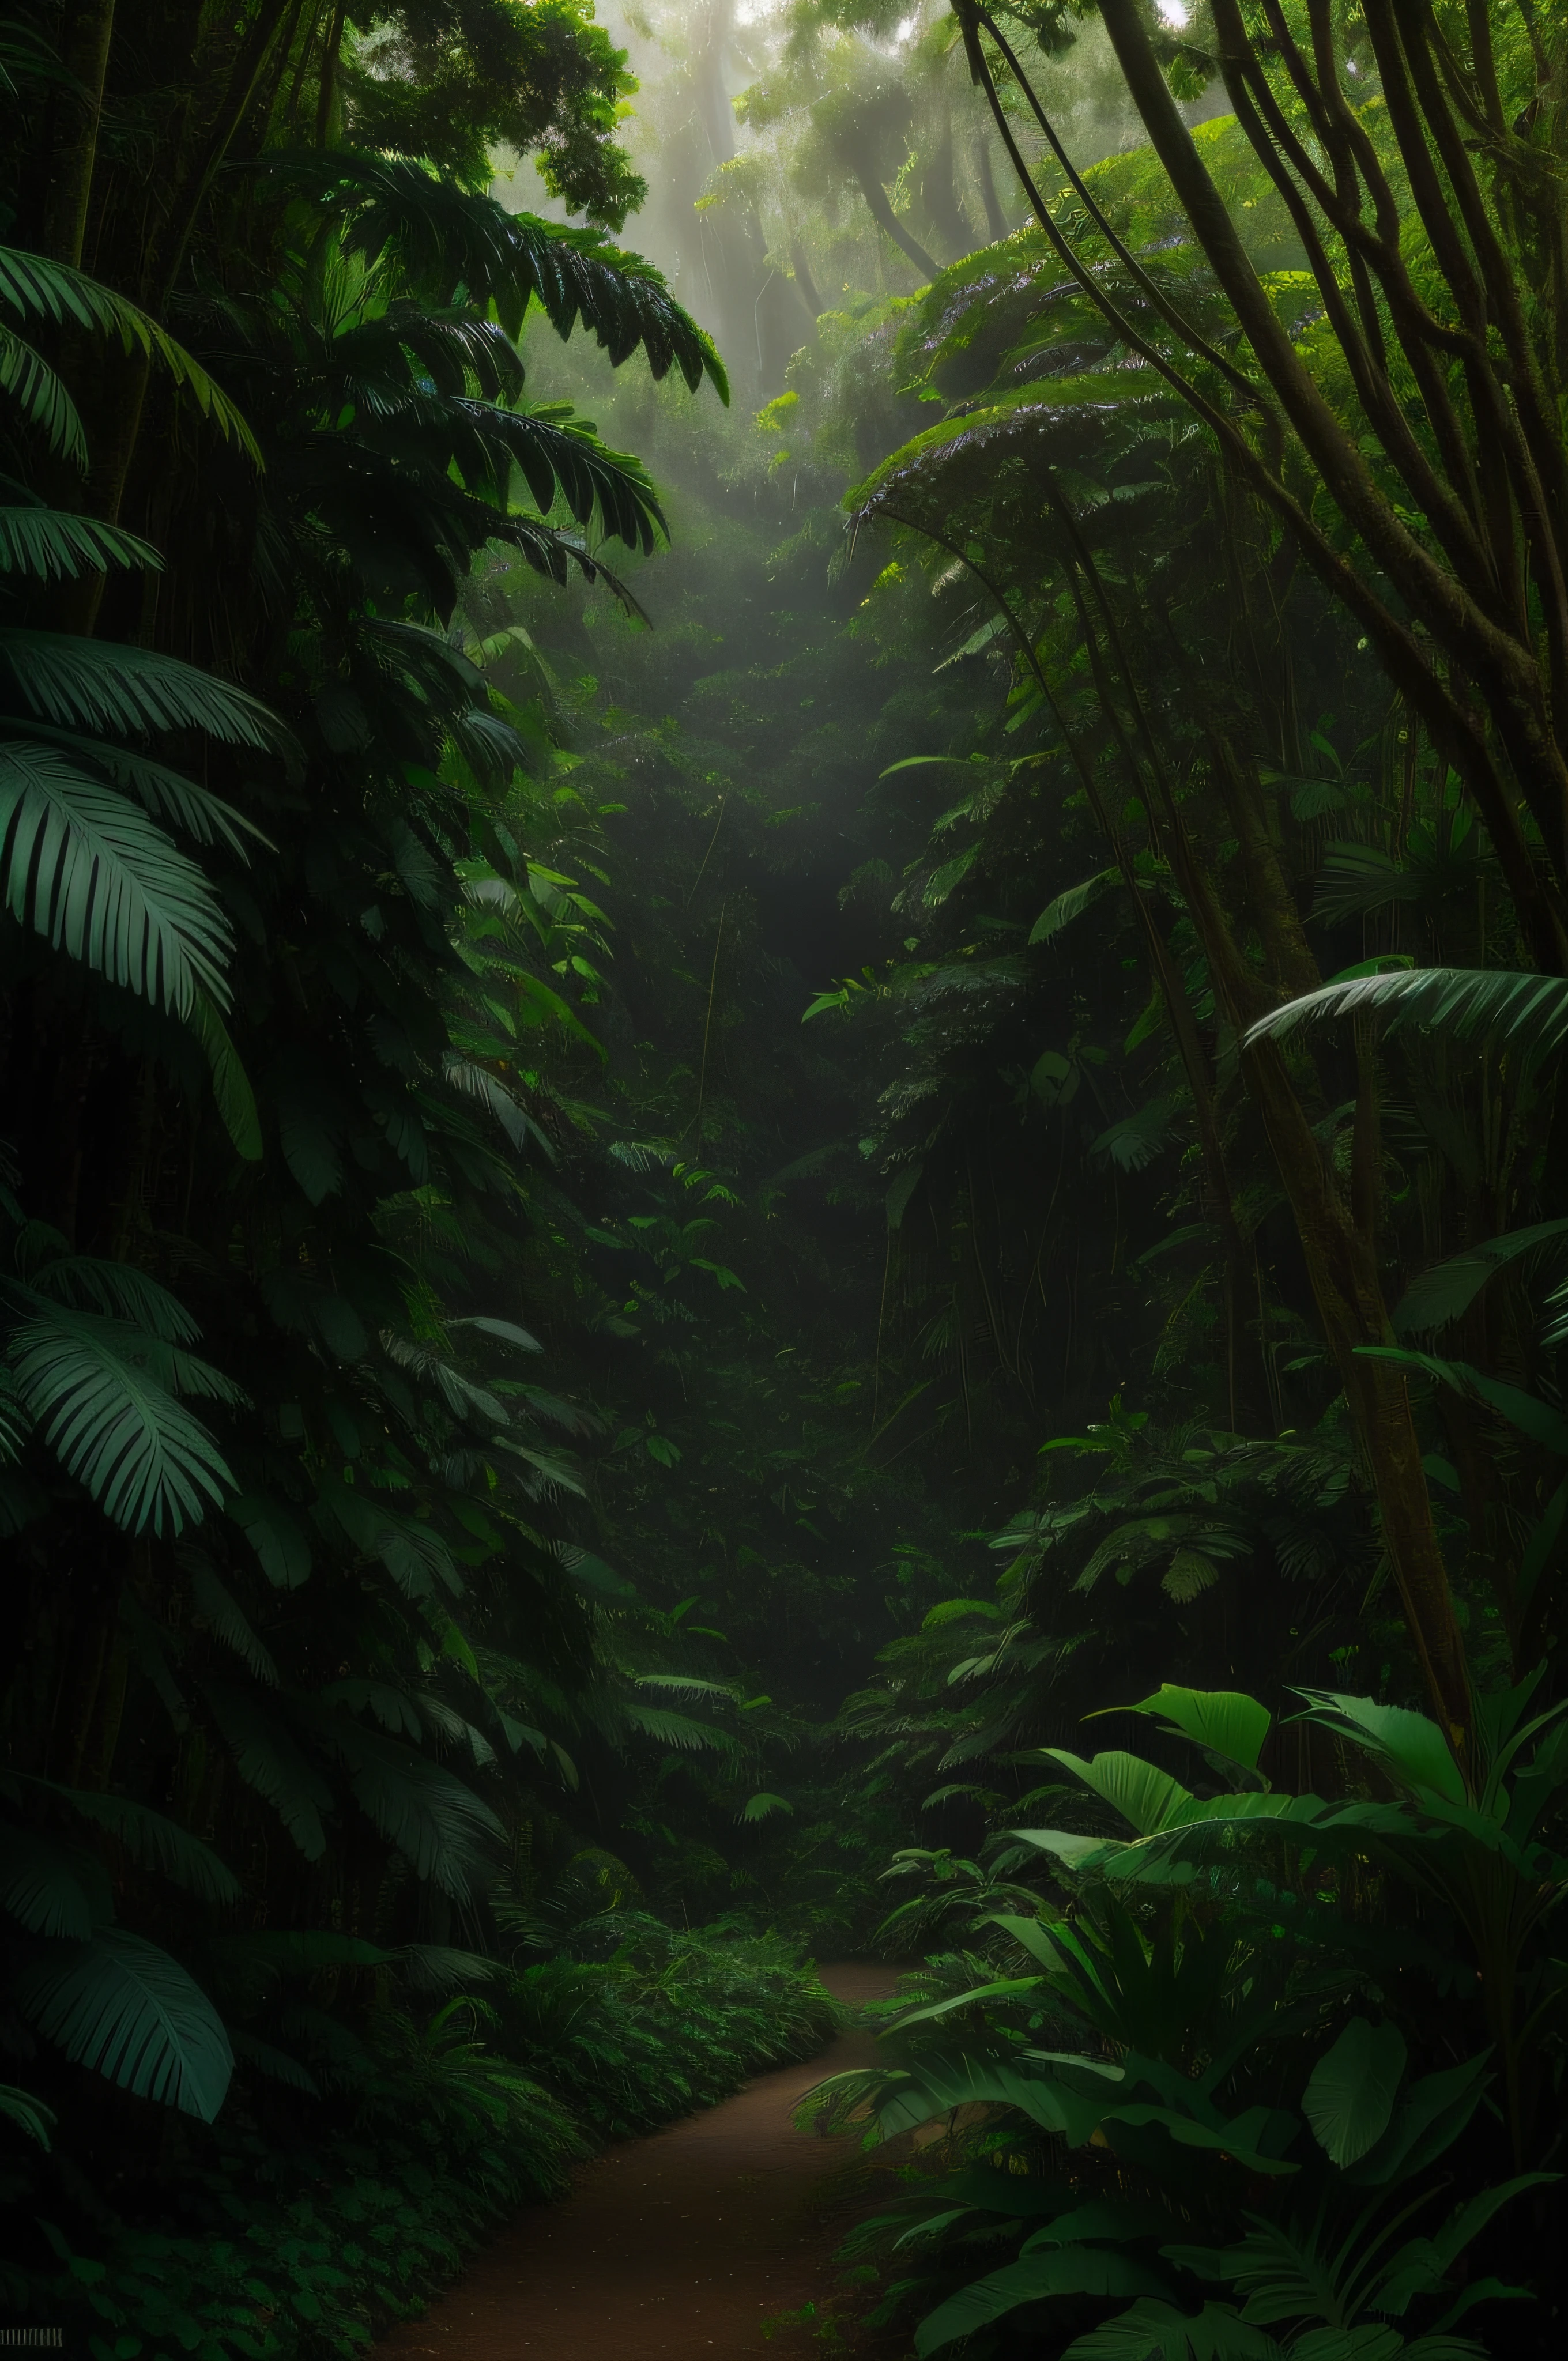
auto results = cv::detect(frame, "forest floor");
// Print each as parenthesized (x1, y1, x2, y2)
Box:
(379, 1961, 908, 2359)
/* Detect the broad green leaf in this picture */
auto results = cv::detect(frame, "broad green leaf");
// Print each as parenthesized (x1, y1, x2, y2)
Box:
(1353, 1347, 1568, 1458)
(1302, 2017, 1407, 2166)
(864, 2054, 1109, 2148)
(1102, 2102, 1298, 2175)
(1426, 2173, 1556, 2272)
(1022, 2198, 1176, 2249)
(1107, 1686, 1272, 1771)
(1293, 1691, 1465, 1804)
(1393, 1219, 1568, 1334)
(1341, 2053, 1490, 2188)
(1046, 1749, 1196, 1835)
(229, 1492, 313, 1589)
(1030, 868, 1120, 945)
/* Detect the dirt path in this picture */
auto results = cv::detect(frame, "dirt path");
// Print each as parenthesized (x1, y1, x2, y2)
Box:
(382, 1962, 903, 2359)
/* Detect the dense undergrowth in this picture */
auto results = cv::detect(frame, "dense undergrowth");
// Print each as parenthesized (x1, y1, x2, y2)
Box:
(6, 3, 1568, 2359)
(10, 1919, 833, 2358)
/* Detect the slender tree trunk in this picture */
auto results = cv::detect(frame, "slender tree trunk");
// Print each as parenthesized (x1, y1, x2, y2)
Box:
(789, 236, 824, 319)
(39, 0, 118, 265)
(974, 130, 1009, 242)
(850, 162, 940, 281)
(315, 0, 347, 146)
(921, 118, 975, 259)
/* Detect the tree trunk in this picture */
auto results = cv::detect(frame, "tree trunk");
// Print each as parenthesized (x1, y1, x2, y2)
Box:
(38, 0, 118, 265)
(850, 162, 940, 282)
(974, 130, 1010, 243)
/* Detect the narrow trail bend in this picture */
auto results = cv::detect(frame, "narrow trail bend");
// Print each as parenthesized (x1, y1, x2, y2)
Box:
(382, 1962, 903, 2359)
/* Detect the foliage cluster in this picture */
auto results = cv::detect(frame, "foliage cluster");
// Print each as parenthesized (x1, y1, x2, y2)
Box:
(6, 1915, 831, 2357)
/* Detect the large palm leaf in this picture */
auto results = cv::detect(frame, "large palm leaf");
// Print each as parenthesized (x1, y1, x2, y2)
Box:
(1244, 968, 1568, 1065)
(199, 1682, 331, 1864)
(0, 325, 86, 465)
(0, 743, 233, 1016)
(0, 2082, 54, 2145)
(6, 1301, 239, 1536)
(301, 1711, 504, 1900)
(0, 243, 261, 464)
(12, 727, 269, 854)
(267, 153, 729, 398)
(0, 504, 161, 580)
(14, 1927, 233, 2121)
(0, 630, 282, 746)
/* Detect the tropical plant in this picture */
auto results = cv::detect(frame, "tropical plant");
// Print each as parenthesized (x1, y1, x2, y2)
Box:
(817, 1679, 1562, 2354)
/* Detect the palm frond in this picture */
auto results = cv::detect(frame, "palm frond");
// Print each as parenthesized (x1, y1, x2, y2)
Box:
(0, 632, 285, 748)
(0, 244, 261, 463)
(307, 1715, 504, 1900)
(0, 1827, 107, 1939)
(185, 1555, 278, 1684)
(0, 506, 160, 580)
(8, 1302, 236, 1536)
(187, 993, 263, 1160)
(20, 1778, 240, 1905)
(17, 1251, 203, 1339)
(0, 743, 233, 1015)
(15, 1928, 233, 2121)
(441, 1054, 555, 1158)
(620, 1703, 738, 1753)
(1245, 968, 1568, 1065)
(9, 725, 270, 852)
(265, 155, 729, 399)
(379, 1332, 508, 1428)
(0, 326, 86, 466)
(0, 2081, 54, 2146)
(199, 1683, 331, 1863)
